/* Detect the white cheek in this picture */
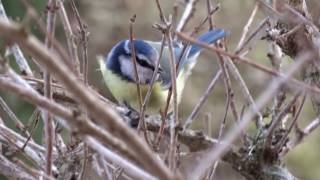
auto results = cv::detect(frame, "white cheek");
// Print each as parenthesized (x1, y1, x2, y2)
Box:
(119, 56, 134, 79)
(119, 56, 154, 84)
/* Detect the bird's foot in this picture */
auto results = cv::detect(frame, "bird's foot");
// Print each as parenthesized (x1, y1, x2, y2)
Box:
(120, 102, 140, 128)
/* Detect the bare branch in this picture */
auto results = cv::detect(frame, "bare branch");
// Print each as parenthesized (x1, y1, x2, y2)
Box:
(165, 21, 179, 171)
(0, 154, 34, 180)
(281, 115, 320, 156)
(0, 19, 174, 179)
(85, 137, 156, 180)
(189, 51, 312, 179)
(0, 0, 33, 76)
(176, 32, 320, 97)
(43, 0, 57, 175)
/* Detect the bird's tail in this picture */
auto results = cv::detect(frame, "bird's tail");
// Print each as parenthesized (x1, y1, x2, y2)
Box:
(188, 28, 227, 58)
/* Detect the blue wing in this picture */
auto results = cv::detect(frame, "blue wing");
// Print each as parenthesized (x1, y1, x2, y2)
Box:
(146, 29, 227, 89)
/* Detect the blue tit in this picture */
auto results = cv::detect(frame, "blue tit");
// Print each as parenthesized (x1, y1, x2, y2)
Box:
(98, 29, 226, 114)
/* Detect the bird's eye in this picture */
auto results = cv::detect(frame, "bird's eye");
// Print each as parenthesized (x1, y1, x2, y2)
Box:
(136, 58, 149, 67)
(136, 56, 155, 71)
(158, 66, 163, 73)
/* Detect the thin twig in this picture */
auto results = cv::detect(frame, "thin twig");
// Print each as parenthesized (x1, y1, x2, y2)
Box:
(183, 70, 222, 129)
(172, 2, 179, 29)
(21, 109, 40, 151)
(280, 115, 320, 156)
(165, 20, 179, 171)
(43, 0, 57, 176)
(225, 56, 264, 127)
(0, 96, 32, 138)
(86, 137, 156, 180)
(176, 0, 200, 32)
(128, 15, 147, 140)
(154, 0, 166, 23)
(57, 0, 80, 75)
(265, 92, 301, 147)
(217, 54, 239, 122)
(203, 113, 212, 136)
(206, 0, 214, 30)
(0, 123, 48, 167)
(193, 5, 220, 35)
(235, 17, 269, 54)
(129, 15, 142, 110)
(210, 79, 231, 179)
(154, 0, 179, 170)
(139, 35, 166, 143)
(70, 0, 89, 83)
(183, 30, 264, 128)
(277, 92, 306, 151)
(69, 4, 93, 177)
(235, 2, 259, 52)
(0, 0, 33, 77)
(283, 4, 320, 37)
(176, 32, 320, 100)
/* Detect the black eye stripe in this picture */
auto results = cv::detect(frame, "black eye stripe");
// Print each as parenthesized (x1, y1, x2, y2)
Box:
(136, 57, 155, 71)
(123, 50, 155, 71)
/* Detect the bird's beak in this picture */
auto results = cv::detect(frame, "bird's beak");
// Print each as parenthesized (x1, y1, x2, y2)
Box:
(157, 66, 163, 73)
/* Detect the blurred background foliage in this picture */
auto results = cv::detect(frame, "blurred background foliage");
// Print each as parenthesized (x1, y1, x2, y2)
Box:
(1, 0, 320, 179)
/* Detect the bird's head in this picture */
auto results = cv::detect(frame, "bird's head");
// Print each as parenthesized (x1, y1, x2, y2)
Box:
(105, 39, 162, 84)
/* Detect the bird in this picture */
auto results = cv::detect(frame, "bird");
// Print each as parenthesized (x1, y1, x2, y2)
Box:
(98, 29, 227, 114)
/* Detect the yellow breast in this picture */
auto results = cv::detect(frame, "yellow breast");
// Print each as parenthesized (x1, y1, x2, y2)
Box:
(99, 57, 185, 114)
